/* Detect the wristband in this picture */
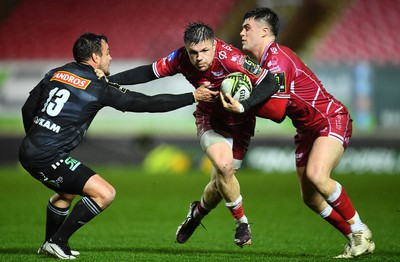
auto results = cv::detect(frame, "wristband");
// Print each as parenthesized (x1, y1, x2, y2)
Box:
(239, 103, 245, 113)
(192, 92, 198, 103)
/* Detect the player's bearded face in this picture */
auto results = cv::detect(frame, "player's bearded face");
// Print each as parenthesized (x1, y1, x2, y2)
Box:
(186, 40, 215, 72)
(98, 41, 112, 76)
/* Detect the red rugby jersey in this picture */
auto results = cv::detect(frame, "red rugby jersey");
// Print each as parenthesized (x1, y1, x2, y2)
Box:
(260, 41, 349, 130)
(152, 38, 269, 125)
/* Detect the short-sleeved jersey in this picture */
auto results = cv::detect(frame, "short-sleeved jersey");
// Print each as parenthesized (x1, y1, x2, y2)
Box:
(260, 41, 350, 130)
(152, 38, 269, 125)
(19, 62, 138, 168)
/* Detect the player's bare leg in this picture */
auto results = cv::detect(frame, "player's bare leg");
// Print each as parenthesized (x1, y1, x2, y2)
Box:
(203, 168, 224, 206)
(176, 138, 251, 247)
(206, 142, 251, 247)
(176, 167, 223, 244)
(298, 137, 374, 257)
(297, 169, 351, 237)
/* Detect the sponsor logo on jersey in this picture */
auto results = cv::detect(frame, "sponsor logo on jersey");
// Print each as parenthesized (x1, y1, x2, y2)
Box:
(268, 56, 279, 67)
(269, 65, 281, 73)
(319, 127, 328, 134)
(238, 55, 245, 65)
(231, 54, 241, 63)
(168, 50, 178, 62)
(51, 71, 91, 90)
(274, 72, 287, 92)
(295, 152, 304, 162)
(44, 176, 63, 188)
(33, 116, 61, 133)
(65, 156, 81, 171)
(242, 56, 262, 76)
(211, 70, 224, 78)
(218, 50, 227, 60)
(268, 57, 281, 72)
(335, 114, 343, 130)
(221, 43, 233, 51)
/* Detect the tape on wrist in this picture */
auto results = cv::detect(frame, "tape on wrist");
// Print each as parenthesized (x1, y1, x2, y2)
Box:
(192, 92, 198, 103)
(239, 103, 245, 113)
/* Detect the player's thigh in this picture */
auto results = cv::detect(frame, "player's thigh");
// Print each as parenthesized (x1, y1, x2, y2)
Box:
(206, 142, 234, 172)
(307, 136, 344, 178)
(201, 130, 233, 166)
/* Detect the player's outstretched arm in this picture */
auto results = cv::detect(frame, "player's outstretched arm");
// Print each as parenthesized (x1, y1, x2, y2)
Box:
(95, 64, 156, 85)
(122, 83, 218, 113)
(123, 92, 193, 113)
(96, 70, 219, 103)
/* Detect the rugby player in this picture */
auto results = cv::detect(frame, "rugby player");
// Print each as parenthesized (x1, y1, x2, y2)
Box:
(221, 7, 375, 258)
(19, 32, 214, 259)
(101, 22, 280, 247)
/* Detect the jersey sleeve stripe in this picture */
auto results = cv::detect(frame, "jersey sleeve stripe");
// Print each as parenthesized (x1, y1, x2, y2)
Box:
(271, 94, 290, 98)
(152, 62, 160, 78)
(254, 69, 269, 86)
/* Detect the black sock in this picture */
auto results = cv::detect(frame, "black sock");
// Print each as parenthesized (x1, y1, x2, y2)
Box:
(51, 197, 102, 243)
(45, 201, 70, 242)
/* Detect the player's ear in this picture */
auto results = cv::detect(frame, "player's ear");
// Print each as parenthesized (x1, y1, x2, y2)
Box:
(261, 27, 269, 37)
(91, 53, 100, 64)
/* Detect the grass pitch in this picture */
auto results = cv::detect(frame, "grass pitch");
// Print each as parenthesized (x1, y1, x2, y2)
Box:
(0, 165, 399, 261)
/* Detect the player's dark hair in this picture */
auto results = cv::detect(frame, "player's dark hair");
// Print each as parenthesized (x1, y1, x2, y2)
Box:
(243, 7, 280, 36)
(183, 22, 214, 46)
(73, 33, 108, 63)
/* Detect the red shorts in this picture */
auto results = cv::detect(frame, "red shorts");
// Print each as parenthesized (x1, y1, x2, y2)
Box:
(194, 111, 255, 161)
(294, 112, 352, 167)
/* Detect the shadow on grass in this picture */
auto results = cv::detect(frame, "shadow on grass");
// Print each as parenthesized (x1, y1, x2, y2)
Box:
(0, 246, 313, 259)
(2, 246, 399, 260)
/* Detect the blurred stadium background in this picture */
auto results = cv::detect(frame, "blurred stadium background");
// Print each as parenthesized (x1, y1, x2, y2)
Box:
(1, 0, 400, 174)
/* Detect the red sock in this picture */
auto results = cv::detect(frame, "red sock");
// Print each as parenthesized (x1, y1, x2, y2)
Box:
(323, 209, 352, 236)
(228, 202, 245, 220)
(197, 202, 210, 216)
(330, 187, 356, 221)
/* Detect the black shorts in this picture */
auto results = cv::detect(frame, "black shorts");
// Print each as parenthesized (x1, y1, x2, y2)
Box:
(22, 156, 96, 195)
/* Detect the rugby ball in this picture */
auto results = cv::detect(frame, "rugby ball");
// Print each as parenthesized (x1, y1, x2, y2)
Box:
(220, 72, 252, 101)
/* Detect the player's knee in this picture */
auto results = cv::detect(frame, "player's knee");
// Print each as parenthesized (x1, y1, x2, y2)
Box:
(104, 186, 116, 205)
(305, 168, 325, 187)
(215, 160, 234, 176)
(96, 186, 116, 209)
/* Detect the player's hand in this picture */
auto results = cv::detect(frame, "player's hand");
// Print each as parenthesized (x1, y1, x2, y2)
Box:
(193, 82, 219, 103)
(94, 69, 108, 82)
(220, 92, 244, 113)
